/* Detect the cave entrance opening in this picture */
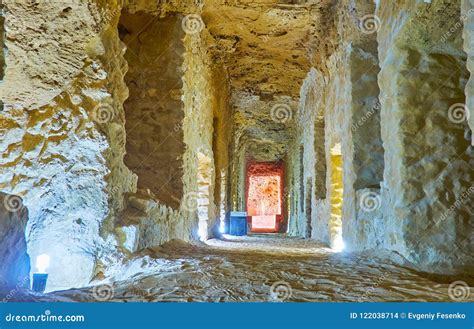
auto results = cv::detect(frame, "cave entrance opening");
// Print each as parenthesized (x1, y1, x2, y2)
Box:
(329, 143, 344, 251)
(245, 161, 284, 233)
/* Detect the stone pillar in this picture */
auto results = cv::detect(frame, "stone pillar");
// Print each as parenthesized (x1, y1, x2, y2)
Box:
(377, 0, 474, 274)
(345, 40, 385, 251)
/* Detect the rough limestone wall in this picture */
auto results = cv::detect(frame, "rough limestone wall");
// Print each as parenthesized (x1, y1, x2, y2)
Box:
(0, 193, 30, 290)
(134, 196, 182, 250)
(210, 64, 232, 235)
(462, 0, 474, 144)
(230, 140, 246, 212)
(286, 53, 354, 246)
(286, 48, 352, 246)
(286, 139, 304, 235)
(344, 39, 385, 251)
(286, 0, 385, 250)
(285, 145, 301, 236)
(298, 74, 318, 239)
(182, 30, 221, 240)
(0, 1, 136, 290)
(99, 16, 138, 234)
(286, 68, 330, 241)
(377, 0, 474, 274)
(119, 13, 185, 210)
(289, 47, 373, 248)
(134, 24, 226, 245)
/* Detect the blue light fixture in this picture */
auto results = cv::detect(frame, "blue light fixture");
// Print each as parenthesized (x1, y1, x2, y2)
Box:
(32, 254, 50, 293)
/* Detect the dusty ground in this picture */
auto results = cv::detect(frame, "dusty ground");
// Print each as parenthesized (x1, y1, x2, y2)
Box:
(4, 234, 472, 303)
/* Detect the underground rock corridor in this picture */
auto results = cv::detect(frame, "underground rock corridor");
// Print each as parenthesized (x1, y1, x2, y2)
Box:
(0, 0, 473, 307)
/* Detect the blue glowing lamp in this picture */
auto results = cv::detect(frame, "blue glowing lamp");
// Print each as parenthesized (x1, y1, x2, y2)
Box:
(32, 254, 50, 293)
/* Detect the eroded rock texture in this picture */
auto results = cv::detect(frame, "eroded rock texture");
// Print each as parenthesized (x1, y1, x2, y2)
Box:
(286, 0, 473, 274)
(120, 13, 185, 209)
(0, 1, 136, 290)
(376, 0, 473, 274)
(0, 193, 30, 289)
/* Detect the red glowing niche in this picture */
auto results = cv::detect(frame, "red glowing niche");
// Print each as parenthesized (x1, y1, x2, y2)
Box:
(245, 161, 284, 233)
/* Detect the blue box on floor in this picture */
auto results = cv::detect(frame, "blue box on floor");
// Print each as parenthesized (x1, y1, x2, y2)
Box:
(229, 211, 247, 236)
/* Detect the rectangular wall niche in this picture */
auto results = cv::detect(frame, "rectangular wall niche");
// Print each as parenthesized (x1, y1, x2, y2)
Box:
(246, 161, 284, 233)
(119, 12, 185, 209)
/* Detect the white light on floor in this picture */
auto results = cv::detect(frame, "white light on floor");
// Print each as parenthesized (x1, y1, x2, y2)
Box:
(219, 221, 225, 233)
(332, 235, 345, 252)
(198, 222, 208, 241)
(36, 254, 50, 273)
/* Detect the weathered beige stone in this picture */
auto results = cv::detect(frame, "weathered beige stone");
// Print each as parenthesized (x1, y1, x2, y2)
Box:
(0, 1, 136, 290)
(376, 0, 473, 274)
(120, 13, 185, 209)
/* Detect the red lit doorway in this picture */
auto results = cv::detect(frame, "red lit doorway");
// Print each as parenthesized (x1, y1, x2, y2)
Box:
(246, 161, 284, 233)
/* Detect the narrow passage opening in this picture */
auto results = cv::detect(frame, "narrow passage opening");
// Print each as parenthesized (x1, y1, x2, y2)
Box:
(246, 161, 284, 233)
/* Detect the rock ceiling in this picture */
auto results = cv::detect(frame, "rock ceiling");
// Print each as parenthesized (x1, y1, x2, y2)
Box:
(123, 0, 339, 160)
(201, 1, 337, 161)
(203, 0, 337, 97)
(204, 3, 311, 97)
(125, 0, 338, 98)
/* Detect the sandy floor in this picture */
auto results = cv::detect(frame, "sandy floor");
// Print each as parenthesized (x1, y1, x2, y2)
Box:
(3, 234, 473, 302)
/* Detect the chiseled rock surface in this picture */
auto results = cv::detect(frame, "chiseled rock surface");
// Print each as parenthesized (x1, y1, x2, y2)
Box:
(0, 1, 136, 290)
(377, 0, 474, 274)
(0, 193, 30, 290)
